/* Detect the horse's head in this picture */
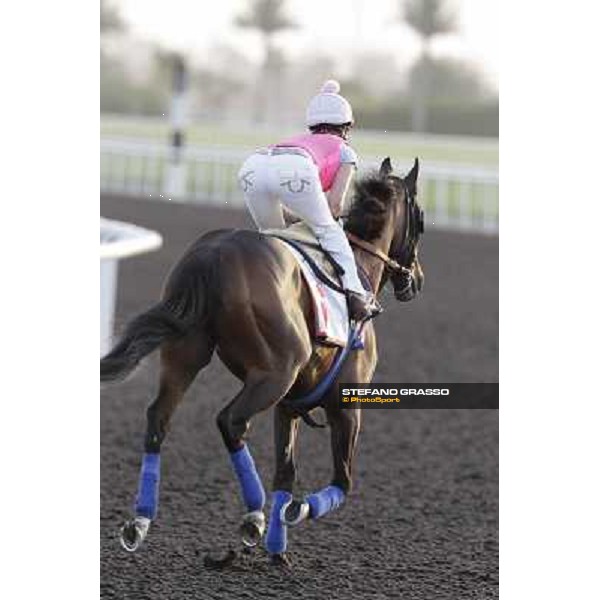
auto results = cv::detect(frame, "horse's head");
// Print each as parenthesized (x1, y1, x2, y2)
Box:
(345, 157, 425, 302)
(379, 157, 425, 301)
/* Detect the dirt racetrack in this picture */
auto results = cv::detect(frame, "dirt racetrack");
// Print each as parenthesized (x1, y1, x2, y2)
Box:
(101, 194, 498, 600)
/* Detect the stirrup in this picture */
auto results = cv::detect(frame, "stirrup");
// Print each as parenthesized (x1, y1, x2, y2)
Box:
(347, 291, 381, 323)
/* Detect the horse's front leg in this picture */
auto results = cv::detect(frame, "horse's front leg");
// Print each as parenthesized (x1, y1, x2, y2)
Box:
(288, 332, 371, 528)
(307, 406, 361, 519)
(275, 333, 372, 549)
(264, 405, 302, 565)
(278, 405, 361, 535)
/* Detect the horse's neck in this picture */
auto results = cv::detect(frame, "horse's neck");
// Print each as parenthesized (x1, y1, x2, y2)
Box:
(354, 217, 397, 293)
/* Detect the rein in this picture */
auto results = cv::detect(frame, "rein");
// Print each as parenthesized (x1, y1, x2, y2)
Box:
(346, 232, 411, 276)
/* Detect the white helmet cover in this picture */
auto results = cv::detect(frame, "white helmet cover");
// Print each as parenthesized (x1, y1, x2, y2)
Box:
(305, 80, 354, 127)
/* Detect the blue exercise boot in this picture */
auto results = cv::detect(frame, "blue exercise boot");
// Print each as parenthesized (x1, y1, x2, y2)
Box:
(306, 485, 345, 519)
(265, 490, 293, 565)
(229, 444, 267, 547)
(120, 452, 161, 552)
(281, 484, 346, 528)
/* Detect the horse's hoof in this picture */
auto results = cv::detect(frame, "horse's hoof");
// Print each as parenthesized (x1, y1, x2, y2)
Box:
(282, 499, 310, 527)
(270, 552, 292, 568)
(240, 510, 266, 547)
(119, 516, 150, 552)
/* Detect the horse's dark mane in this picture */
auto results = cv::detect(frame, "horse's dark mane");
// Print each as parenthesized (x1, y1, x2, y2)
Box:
(345, 174, 398, 242)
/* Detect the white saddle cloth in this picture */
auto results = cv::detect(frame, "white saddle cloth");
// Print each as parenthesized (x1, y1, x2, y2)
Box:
(281, 243, 349, 348)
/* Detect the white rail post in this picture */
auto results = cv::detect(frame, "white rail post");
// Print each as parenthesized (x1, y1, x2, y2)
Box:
(438, 175, 449, 229)
(459, 180, 470, 231)
(100, 219, 163, 355)
(164, 54, 188, 200)
(483, 181, 494, 233)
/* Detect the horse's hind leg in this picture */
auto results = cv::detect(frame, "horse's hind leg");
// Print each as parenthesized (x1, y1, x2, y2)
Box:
(216, 370, 299, 549)
(120, 331, 214, 552)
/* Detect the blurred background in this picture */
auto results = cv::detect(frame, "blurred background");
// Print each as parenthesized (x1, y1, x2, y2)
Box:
(100, 0, 498, 232)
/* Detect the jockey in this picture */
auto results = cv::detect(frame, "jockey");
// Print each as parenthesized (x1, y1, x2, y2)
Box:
(238, 79, 377, 321)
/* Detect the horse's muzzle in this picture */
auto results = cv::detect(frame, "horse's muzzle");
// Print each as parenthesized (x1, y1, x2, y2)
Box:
(393, 270, 423, 302)
(395, 286, 417, 302)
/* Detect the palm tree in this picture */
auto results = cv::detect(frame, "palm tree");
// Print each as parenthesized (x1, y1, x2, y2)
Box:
(235, 0, 297, 122)
(400, 0, 457, 132)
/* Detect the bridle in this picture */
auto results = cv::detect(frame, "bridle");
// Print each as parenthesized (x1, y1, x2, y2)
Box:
(346, 232, 411, 276)
(396, 178, 425, 268)
(346, 178, 424, 278)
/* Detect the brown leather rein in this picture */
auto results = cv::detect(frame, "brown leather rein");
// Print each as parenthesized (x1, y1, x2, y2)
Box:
(346, 232, 412, 276)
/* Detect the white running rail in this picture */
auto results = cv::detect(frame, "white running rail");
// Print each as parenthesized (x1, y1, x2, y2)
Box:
(101, 138, 498, 234)
(100, 218, 163, 355)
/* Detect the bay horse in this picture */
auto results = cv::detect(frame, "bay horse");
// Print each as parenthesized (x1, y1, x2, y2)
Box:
(100, 157, 424, 566)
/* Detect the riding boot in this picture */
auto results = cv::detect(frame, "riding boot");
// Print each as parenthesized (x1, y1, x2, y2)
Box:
(347, 291, 381, 322)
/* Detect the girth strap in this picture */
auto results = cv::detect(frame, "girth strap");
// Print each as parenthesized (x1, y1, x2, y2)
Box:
(280, 317, 373, 426)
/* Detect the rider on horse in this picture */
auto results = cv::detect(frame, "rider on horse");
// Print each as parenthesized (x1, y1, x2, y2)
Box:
(103, 81, 424, 561)
(238, 79, 378, 321)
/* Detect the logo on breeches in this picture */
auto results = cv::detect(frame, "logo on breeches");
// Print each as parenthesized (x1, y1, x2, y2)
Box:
(280, 172, 311, 194)
(240, 170, 255, 192)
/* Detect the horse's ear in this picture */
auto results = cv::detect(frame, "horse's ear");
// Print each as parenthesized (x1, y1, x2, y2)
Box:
(380, 157, 393, 177)
(404, 157, 419, 197)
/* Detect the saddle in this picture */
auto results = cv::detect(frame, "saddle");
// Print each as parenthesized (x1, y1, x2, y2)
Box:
(263, 222, 345, 294)
(262, 222, 354, 347)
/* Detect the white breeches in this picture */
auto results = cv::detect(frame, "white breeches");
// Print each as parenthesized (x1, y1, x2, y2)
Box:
(238, 151, 367, 296)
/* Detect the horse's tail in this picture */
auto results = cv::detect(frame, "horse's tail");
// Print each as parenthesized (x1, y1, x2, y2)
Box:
(100, 276, 205, 383)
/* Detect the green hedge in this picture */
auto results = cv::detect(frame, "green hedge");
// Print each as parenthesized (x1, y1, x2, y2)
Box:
(355, 100, 498, 138)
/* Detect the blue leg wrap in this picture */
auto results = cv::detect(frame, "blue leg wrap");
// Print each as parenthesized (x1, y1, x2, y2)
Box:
(230, 445, 266, 512)
(134, 453, 161, 520)
(265, 490, 292, 554)
(306, 485, 345, 520)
